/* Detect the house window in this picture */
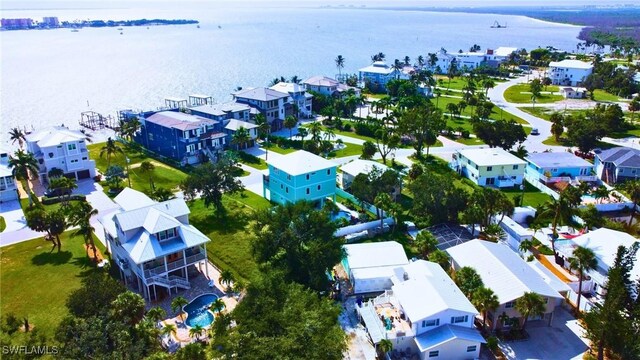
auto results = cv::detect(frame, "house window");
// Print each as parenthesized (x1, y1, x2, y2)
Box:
(422, 319, 439, 327)
(327, 169, 331, 175)
(157, 228, 176, 241)
(505, 301, 515, 308)
(306, 174, 310, 180)
(68, 143, 77, 151)
(487, 166, 493, 171)
(286, 187, 289, 193)
(428, 351, 439, 358)
(451, 315, 468, 324)
(82, 157, 87, 160)
(70, 159, 78, 164)
(306, 188, 310, 195)
(513, 165, 519, 170)
(475, 165, 478, 170)
(317, 185, 321, 191)
(467, 346, 477, 352)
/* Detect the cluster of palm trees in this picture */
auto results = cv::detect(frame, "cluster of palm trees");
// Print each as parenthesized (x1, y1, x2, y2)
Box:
(166, 295, 227, 342)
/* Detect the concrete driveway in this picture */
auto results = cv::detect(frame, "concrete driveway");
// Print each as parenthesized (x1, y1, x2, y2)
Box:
(0, 200, 45, 247)
(499, 307, 588, 360)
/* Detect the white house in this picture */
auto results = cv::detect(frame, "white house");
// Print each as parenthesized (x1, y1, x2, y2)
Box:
(232, 87, 292, 131)
(339, 159, 389, 189)
(548, 59, 593, 87)
(270, 82, 313, 118)
(559, 87, 587, 99)
(25, 126, 96, 183)
(99, 188, 210, 300)
(430, 49, 456, 74)
(451, 148, 525, 188)
(342, 241, 409, 294)
(447, 240, 564, 330)
(0, 147, 18, 202)
(302, 76, 340, 96)
(358, 260, 484, 359)
(453, 52, 486, 71)
(555, 228, 640, 299)
(485, 47, 518, 66)
(359, 61, 399, 92)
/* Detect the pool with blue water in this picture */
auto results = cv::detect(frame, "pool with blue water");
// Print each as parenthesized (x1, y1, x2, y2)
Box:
(184, 294, 218, 328)
(332, 210, 352, 222)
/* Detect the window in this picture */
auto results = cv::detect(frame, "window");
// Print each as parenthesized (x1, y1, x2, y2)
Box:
(422, 319, 439, 327)
(467, 346, 477, 352)
(505, 301, 515, 308)
(306, 188, 310, 195)
(487, 166, 493, 171)
(82, 157, 87, 160)
(306, 174, 310, 180)
(327, 169, 331, 175)
(317, 185, 321, 191)
(551, 168, 558, 173)
(513, 165, 519, 170)
(475, 165, 478, 170)
(428, 351, 439, 358)
(70, 159, 78, 164)
(451, 315, 468, 324)
(286, 187, 289, 193)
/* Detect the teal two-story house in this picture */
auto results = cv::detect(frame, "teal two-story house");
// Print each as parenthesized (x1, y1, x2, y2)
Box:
(525, 152, 596, 185)
(264, 150, 337, 206)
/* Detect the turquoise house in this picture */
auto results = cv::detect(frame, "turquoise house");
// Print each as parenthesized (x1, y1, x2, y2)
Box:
(525, 152, 596, 185)
(264, 150, 337, 206)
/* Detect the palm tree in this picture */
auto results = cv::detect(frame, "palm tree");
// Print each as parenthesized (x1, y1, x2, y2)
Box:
(511, 144, 528, 159)
(538, 187, 582, 257)
(472, 286, 499, 331)
(618, 179, 640, 225)
(324, 127, 336, 142)
(403, 55, 411, 66)
(210, 298, 225, 317)
(73, 217, 98, 261)
(231, 127, 251, 150)
(335, 55, 345, 78)
(48, 176, 77, 206)
(9, 150, 39, 206)
(483, 78, 496, 96)
(219, 269, 235, 292)
(568, 246, 597, 311)
(514, 292, 546, 331)
(392, 59, 403, 79)
(290, 75, 300, 84)
(284, 115, 297, 139)
(160, 323, 177, 338)
(519, 239, 534, 256)
(100, 137, 123, 168)
(591, 185, 610, 204)
(189, 324, 205, 340)
(146, 307, 167, 323)
(171, 296, 189, 321)
(139, 161, 156, 191)
(377, 339, 393, 357)
(8, 128, 26, 149)
(297, 127, 308, 142)
(255, 113, 271, 160)
(416, 55, 425, 68)
(308, 122, 323, 144)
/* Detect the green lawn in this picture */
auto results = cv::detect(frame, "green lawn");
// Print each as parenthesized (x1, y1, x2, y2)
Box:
(501, 181, 553, 208)
(128, 164, 188, 192)
(237, 151, 268, 170)
(434, 75, 508, 92)
(19, 197, 85, 213)
(0, 232, 104, 338)
(88, 141, 148, 173)
(187, 191, 271, 283)
(263, 143, 297, 155)
(328, 143, 363, 158)
(0, 216, 5, 232)
(504, 84, 564, 104)
(435, 96, 529, 125)
(593, 89, 623, 102)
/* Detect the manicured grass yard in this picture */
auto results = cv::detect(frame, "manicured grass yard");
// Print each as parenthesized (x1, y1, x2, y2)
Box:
(127, 163, 188, 192)
(504, 84, 564, 104)
(0, 232, 104, 338)
(237, 151, 268, 170)
(188, 191, 271, 283)
(88, 142, 148, 172)
(263, 143, 297, 155)
(434, 75, 508, 91)
(501, 181, 553, 208)
(436, 96, 529, 125)
(593, 89, 623, 102)
(328, 143, 363, 158)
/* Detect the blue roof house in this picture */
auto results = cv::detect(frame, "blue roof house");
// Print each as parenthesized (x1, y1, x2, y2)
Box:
(263, 150, 336, 206)
(525, 152, 596, 185)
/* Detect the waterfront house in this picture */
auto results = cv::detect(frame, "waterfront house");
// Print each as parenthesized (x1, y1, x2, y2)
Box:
(559, 87, 587, 99)
(429, 49, 456, 74)
(595, 147, 640, 184)
(134, 110, 226, 165)
(0, 147, 19, 202)
(358, 260, 484, 359)
(548, 59, 593, 87)
(99, 188, 210, 300)
(342, 241, 409, 294)
(270, 82, 313, 118)
(189, 102, 253, 123)
(453, 51, 487, 71)
(484, 47, 518, 67)
(223, 119, 259, 148)
(359, 61, 399, 93)
(555, 228, 640, 302)
(302, 76, 361, 98)
(525, 152, 596, 185)
(263, 150, 336, 206)
(25, 126, 96, 183)
(447, 240, 564, 330)
(232, 87, 291, 131)
(451, 148, 525, 188)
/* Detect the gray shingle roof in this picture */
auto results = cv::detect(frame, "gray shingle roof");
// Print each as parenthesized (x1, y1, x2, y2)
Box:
(597, 147, 640, 168)
(233, 87, 289, 102)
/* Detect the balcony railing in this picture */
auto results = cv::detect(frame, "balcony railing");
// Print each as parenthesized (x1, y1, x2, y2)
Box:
(143, 258, 186, 278)
(541, 174, 598, 183)
(185, 252, 206, 265)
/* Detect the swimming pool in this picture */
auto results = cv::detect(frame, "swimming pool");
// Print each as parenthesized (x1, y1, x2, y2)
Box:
(184, 294, 218, 328)
(332, 211, 352, 222)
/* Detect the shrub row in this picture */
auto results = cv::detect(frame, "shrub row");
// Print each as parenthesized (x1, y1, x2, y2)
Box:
(41, 194, 86, 205)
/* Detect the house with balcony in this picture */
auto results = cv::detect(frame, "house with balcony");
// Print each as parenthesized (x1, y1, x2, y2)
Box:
(99, 188, 210, 301)
(263, 150, 336, 206)
(358, 260, 484, 359)
(451, 148, 525, 188)
(525, 152, 596, 186)
(359, 61, 399, 93)
(447, 240, 564, 331)
(595, 147, 640, 184)
(548, 59, 593, 87)
(0, 147, 18, 202)
(232, 87, 291, 131)
(270, 82, 313, 118)
(25, 126, 96, 183)
(133, 110, 226, 165)
(453, 51, 487, 71)
(302, 76, 361, 99)
(189, 101, 253, 123)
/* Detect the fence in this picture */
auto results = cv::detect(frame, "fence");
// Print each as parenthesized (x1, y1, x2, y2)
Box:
(336, 188, 386, 217)
(566, 290, 595, 313)
(335, 218, 395, 239)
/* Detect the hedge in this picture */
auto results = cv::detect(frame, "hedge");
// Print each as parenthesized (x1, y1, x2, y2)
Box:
(41, 194, 86, 205)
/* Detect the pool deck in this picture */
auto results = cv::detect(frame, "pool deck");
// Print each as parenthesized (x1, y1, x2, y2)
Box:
(155, 260, 239, 347)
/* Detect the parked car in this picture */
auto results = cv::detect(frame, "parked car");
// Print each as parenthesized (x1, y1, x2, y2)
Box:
(44, 187, 72, 198)
(530, 128, 540, 135)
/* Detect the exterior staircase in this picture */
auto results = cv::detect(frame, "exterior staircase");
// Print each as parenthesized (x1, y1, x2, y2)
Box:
(148, 275, 191, 290)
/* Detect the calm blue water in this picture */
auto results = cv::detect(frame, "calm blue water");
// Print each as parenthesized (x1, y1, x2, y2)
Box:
(332, 210, 352, 222)
(184, 293, 218, 328)
(0, 1, 582, 142)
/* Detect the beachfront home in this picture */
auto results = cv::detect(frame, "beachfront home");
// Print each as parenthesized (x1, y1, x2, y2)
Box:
(485, 47, 518, 67)
(189, 102, 253, 123)
(555, 228, 640, 301)
(232, 87, 291, 131)
(525, 152, 596, 185)
(595, 147, 640, 184)
(451, 148, 525, 188)
(559, 87, 587, 99)
(134, 111, 226, 165)
(359, 61, 399, 93)
(270, 82, 313, 118)
(429, 49, 456, 74)
(447, 240, 564, 330)
(0, 147, 19, 202)
(358, 260, 484, 359)
(453, 51, 486, 71)
(25, 126, 96, 183)
(223, 119, 259, 148)
(302, 76, 362, 98)
(263, 150, 336, 206)
(99, 188, 210, 300)
(548, 59, 593, 87)
(342, 241, 409, 294)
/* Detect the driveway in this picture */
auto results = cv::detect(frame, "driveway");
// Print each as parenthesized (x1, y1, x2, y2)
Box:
(0, 199, 44, 247)
(499, 307, 588, 360)
(76, 180, 119, 247)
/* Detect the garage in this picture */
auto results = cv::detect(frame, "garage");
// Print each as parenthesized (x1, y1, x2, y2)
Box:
(76, 169, 91, 180)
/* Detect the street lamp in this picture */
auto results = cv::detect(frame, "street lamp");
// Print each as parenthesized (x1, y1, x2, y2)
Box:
(126, 157, 131, 188)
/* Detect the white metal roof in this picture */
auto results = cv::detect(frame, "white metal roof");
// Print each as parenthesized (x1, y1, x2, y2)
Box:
(344, 241, 409, 270)
(549, 59, 593, 70)
(122, 224, 210, 264)
(414, 324, 485, 352)
(447, 240, 562, 304)
(233, 87, 289, 101)
(359, 62, 395, 75)
(391, 260, 478, 321)
(340, 159, 389, 178)
(528, 259, 572, 294)
(113, 188, 155, 211)
(115, 198, 190, 232)
(457, 148, 526, 167)
(493, 47, 518, 57)
(25, 126, 87, 147)
(525, 152, 593, 170)
(266, 150, 336, 176)
(302, 75, 339, 87)
(224, 119, 258, 131)
(269, 82, 306, 94)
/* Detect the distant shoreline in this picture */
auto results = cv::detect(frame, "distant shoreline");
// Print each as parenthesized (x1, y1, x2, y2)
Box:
(0, 18, 199, 31)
